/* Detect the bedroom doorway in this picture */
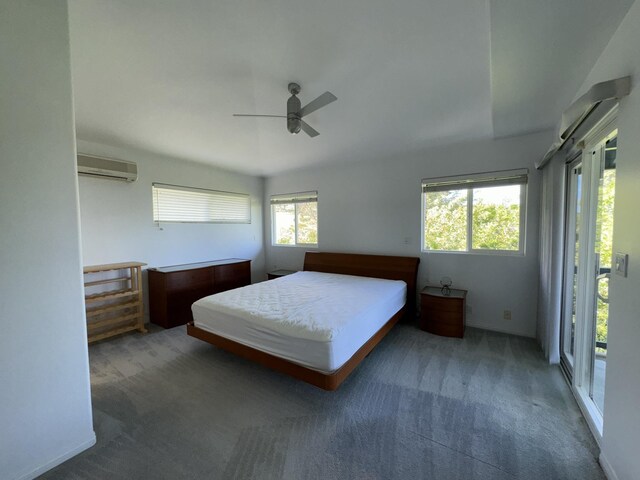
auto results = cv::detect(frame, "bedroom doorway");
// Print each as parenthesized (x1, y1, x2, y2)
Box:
(561, 123, 617, 435)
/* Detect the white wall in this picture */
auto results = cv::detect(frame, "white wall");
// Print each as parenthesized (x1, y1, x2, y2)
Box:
(265, 131, 552, 338)
(573, 3, 640, 479)
(76, 140, 266, 319)
(0, 2, 95, 479)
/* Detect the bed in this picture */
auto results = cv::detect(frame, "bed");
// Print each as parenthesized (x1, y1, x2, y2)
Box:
(187, 252, 420, 390)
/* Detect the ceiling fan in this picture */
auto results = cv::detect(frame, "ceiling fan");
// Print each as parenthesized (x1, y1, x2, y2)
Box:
(233, 83, 337, 138)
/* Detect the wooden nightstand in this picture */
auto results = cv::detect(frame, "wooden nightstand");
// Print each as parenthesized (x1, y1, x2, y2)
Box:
(420, 286, 467, 338)
(267, 269, 297, 280)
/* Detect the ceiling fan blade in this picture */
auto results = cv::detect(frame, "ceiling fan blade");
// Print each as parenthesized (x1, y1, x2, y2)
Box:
(233, 114, 286, 118)
(300, 120, 320, 138)
(299, 92, 337, 117)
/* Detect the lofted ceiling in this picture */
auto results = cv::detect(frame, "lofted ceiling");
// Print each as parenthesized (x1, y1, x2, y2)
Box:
(68, 0, 634, 176)
(490, 0, 634, 138)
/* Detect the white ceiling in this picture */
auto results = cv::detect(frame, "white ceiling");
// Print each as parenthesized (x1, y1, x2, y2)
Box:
(490, 0, 634, 138)
(68, 0, 634, 176)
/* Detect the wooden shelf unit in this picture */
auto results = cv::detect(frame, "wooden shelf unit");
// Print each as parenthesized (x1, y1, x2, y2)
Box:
(83, 262, 147, 343)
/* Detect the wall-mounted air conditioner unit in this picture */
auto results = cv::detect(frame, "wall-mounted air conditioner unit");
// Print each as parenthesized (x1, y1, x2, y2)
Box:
(77, 154, 138, 182)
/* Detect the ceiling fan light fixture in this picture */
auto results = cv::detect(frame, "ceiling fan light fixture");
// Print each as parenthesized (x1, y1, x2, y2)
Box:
(287, 117, 301, 134)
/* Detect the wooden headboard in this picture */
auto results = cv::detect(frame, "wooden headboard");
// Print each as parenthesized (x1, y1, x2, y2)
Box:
(303, 251, 420, 317)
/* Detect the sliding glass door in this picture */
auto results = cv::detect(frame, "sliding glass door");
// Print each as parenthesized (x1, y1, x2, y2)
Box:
(561, 125, 617, 433)
(589, 132, 616, 414)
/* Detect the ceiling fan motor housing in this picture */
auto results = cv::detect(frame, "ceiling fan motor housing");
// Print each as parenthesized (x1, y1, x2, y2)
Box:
(287, 94, 302, 134)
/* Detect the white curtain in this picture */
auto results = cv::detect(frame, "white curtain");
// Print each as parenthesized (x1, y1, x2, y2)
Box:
(537, 155, 566, 364)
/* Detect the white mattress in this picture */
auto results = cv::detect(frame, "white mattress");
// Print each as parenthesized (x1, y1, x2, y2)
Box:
(192, 271, 406, 373)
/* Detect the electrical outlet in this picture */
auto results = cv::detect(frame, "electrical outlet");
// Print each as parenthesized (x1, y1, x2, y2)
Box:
(503, 310, 512, 320)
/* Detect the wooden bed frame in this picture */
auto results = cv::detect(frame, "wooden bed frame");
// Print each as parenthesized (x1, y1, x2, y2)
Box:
(187, 252, 420, 390)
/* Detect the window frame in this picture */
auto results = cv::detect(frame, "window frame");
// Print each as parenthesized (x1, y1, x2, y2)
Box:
(152, 183, 251, 224)
(270, 191, 318, 248)
(421, 169, 527, 256)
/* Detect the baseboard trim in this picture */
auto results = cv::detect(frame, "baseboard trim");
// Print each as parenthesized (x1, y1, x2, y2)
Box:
(16, 432, 96, 480)
(465, 322, 535, 339)
(599, 452, 619, 480)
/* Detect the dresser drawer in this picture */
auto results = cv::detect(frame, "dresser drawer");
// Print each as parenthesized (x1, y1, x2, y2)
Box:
(214, 261, 251, 292)
(165, 268, 211, 291)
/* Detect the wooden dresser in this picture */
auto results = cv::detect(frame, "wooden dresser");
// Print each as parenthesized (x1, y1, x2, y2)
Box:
(148, 258, 251, 329)
(420, 286, 467, 338)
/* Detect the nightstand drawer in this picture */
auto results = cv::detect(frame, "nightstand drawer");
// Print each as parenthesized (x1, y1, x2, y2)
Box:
(421, 296, 464, 314)
(423, 309, 464, 325)
(423, 319, 465, 338)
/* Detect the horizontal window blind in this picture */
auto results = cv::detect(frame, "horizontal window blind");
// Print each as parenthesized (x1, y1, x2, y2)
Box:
(270, 191, 318, 205)
(422, 169, 528, 193)
(153, 183, 250, 223)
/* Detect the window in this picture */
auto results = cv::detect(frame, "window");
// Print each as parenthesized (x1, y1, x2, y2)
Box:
(152, 183, 250, 223)
(422, 169, 527, 253)
(271, 191, 318, 246)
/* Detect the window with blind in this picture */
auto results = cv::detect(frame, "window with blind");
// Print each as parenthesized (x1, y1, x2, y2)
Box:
(152, 183, 251, 224)
(422, 169, 527, 254)
(270, 191, 318, 246)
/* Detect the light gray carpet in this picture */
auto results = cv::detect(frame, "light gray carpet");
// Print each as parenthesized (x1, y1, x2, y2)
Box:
(41, 325, 604, 480)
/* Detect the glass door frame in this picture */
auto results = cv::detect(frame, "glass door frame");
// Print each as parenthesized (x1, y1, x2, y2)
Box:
(572, 135, 602, 437)
(560, 156, 582, 380)
(561, 108, 618, 442)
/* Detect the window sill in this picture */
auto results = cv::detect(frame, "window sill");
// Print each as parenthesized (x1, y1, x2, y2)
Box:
(421, 249, 525, 257)
(272, 244, 318, 248)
